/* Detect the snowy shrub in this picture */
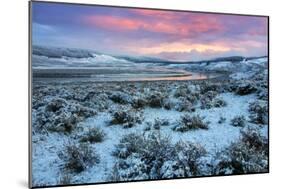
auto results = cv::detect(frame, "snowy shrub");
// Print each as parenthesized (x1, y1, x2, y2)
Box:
(112, 133, 145, 159)
(138, 134, 177, 179)
(153, 118, 170, 130)
(159, 142, 207, 178)
(235, 81, 257, 95)
(131, 97, 147, 109)
(248, 100, 268, 125)
(48, 113, 79, 134)
(79, 127, 106, 143)
(144, 125, 151, 131)
(110, 132, 207, 181)
(201, 96, 226, 109)
(174, 86, 191, 98)
(200, 91, 218, 109)
(109, 155, 149, 181)
(35, 97, 97, 134)
(58, 143, 100, 173)
(110, 109, 143, 128)
(162, 98, 176, 110)
(109, 92, 132, 104)
(185, 93, 199, 104)
(218, 116, 226, 124)
(175, 97, 195, 112)
(146, 93, 164, 108)
(213, 98, 227, 108)
(173, 85, 199, 104)
(231, 115, 246, 127)
(143, 121, 152, 131)
(173, 114, 209, 132)
(214, 128, 268, 174)
(200, 99, 213, 109)
(240, 128, 268, 152)
(204, 91, 218, 99)
(172, 141, 207, 176)
(200, 83, 220, 94)
(256, 88, 268, 101)
(74, 105, 97, 119)
(45, 98, 67, 112)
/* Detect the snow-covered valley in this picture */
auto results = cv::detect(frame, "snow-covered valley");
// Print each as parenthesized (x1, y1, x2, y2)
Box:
(31, 46, 269, 187)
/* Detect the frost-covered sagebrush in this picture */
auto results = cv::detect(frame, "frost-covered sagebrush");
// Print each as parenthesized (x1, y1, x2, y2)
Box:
(58, 142, 100, 173)
(110, 132, 207, 181)
(110, 108, 143, 128)
(231, 115, 246, 127)
(214, 128, 268, 174)
(173, 114, 209, 132)
(79, 127, 106, 143)
(248, 100, 268, 125)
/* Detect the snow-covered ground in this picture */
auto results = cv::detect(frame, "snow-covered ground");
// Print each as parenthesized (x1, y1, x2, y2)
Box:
(32, 78, 268, 187)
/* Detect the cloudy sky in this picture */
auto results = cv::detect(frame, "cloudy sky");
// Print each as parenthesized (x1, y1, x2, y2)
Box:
(32, 2, 268, 61)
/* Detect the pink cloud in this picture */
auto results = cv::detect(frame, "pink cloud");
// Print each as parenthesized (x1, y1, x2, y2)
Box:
(83, 13, 224, 37)
(83, 15, 182, 34)
(130, 9, 181, 20)
(84, 16, 141, 31)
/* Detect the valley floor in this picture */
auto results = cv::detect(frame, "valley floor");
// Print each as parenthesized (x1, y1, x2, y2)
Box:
(31, 76, 269, 187)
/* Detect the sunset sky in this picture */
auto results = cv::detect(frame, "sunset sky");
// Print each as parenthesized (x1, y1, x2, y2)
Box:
(32, 2, 268, 61)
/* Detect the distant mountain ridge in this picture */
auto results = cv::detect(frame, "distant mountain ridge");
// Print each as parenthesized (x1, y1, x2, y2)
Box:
(32, 45, 95, 59)
(32, 45, 268, 65)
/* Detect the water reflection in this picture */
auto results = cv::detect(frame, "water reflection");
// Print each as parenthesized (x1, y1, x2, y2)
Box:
(33, 66, 220, 83)
(91, 72, 214, 82)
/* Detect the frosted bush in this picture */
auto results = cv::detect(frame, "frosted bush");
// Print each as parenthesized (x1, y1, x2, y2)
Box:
(109, 91, 132, 104)
(174, 85, 199, 104)
(175, 97, 194, 112)
(45, 98, 67, 112)
(214, 128, 268, 174)
(234, 81, 257, 95)
(131, 97, 147, 109)
(231, 115, 246, 127)
(256, 88, 268, 101)
(50, 113, 79, 134)
(153, 118, 169, 130)
(112, 133, 144, 159)
(174, 86, 191, 98)
(146, 93, 165, 108)
(248, 100, 268, 125)
(35, 98, 96, 134)
(110, 132, 207, 181)
(173, 141, 207, 176)
(173, 114, 209, 132)
(185, 93, 199, 104)
(58, 142, 100, 173)
(200, 82, 220, 93)
(79, 127, 106, 143)
(218, 116, 226, 124)
(110, 109, 143, 128)
(213, 97, 227, 108)
(162, 98, 177, 110)
(200, 91, 219, 109)
(109, 155, 149, 181)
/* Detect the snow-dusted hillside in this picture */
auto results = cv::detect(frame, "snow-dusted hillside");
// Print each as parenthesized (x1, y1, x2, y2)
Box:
(167, 56, 267, 74)
(32, 46, 135, 68)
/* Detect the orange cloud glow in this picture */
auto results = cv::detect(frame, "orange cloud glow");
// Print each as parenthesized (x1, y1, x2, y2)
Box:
(134, 42, 233, 55)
